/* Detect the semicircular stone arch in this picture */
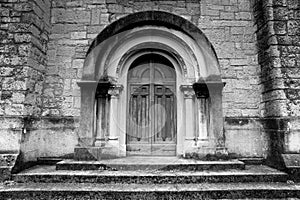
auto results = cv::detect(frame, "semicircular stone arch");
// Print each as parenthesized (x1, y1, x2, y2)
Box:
(76, 11, 226, 159)
(82, 11, 221, 83)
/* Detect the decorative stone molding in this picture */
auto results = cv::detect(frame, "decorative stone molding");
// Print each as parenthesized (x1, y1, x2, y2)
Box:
(180, 85, 195, 98)
(108, 85, 123, 98)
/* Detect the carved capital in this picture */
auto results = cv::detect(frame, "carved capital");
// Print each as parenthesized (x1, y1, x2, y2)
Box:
(108, 85, 123, 98)
(180, 85, 195, 98)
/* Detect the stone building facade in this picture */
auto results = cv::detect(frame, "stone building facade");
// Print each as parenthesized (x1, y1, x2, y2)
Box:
(0, 0, 299, 177)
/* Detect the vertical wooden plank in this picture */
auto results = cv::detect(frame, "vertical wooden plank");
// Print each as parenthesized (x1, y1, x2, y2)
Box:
(133, 95, 137, 141)
(142, 94, 146, 141)
(161, 87, 166, 141)
(166, 95, 170, 140)
(130, 93, 134, 142)
(170, 94, 175, 141)
(129, 91, 134, 142)
(158, 93, 162, 142)
(145, 93, 148, 142)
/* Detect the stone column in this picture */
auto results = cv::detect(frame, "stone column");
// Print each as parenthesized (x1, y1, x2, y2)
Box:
(77, 81, 98, 146)
(94, 82, 112, 147)
(108, 85, 123, 140)
(193, 83, 210, 141)
(206, 81, 226, 154)
(180, 85, 196, 153)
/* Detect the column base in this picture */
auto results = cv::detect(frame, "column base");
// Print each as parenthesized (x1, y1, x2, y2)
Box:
(183, 139, 228, 160)
(75, 140, 121, 161)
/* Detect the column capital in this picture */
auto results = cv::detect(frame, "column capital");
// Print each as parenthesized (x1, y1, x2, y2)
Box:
(180, 85, 195, 98)
(108, 85, 123, 97)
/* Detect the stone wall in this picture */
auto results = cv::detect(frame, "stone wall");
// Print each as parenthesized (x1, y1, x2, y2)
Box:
(254, 0, 300, 167)
(0, 0, 53, 175)
(4, 0, 298, 165)
(197, 0, 265, 157)
(45, 0, 265, 158)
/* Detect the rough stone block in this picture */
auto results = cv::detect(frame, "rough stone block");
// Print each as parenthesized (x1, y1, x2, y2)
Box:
(237, 0, 251, 11)
(0, 167, 11, 182)
(235, 12, 252, 20)
(220, 12, 234, 19)
(71, 32, 87, 39)
(108, 4, 124, 13)
(91, 9, 101, 24)
(52, 9, 91, 23)
(287, 20, 300, 35)
(230, 58, 248, 65)
(72, 59, 85, 69)
(274, 21, 287, 35)
(14, 33, 31, 43)
(205, 9, 220, 16)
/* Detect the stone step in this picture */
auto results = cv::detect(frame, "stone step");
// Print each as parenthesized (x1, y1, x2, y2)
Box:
(56, 157, 245, 171)
(13, 165, 288, 184)
(0, 153, 19, 182)
(0, 153, 18, 167)
(1, 182, 300, 199)
(37, 157, 63, 165)
(238, 157, 265, 165)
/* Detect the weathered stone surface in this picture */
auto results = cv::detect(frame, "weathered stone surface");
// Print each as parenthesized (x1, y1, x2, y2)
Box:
(2, 182, 300, 199)
(51, 9, 91, 23)
(0, 0, 300, 181)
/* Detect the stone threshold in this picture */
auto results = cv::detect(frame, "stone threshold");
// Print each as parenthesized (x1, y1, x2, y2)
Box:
(56, 156, 245, 171)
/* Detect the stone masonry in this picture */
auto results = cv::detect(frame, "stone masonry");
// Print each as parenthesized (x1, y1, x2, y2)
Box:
(254, 0, 300, 168)
(0, 0, 299, 177)
(0, 0, 51, 180)
(46, 0, 263, 158)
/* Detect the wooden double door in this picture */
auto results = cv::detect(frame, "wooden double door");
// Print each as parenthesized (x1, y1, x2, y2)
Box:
(126, 54, 177, 156)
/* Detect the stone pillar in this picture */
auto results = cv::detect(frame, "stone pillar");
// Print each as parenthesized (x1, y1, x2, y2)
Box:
(94, 82, 112, 147)
(180, 85, 196, 153)
(206, 81, 226, 155)
(75, 81, 116, 160)
(77, 81, 98, 146)
(193, 83, 210, 141)
(108, 85, 123, 140)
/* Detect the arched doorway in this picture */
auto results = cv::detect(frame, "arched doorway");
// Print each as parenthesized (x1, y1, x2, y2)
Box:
(76, 11, 226, 160)
(126, 54, 176, 156)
